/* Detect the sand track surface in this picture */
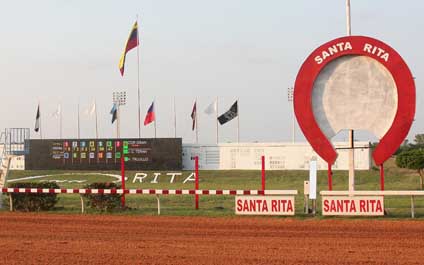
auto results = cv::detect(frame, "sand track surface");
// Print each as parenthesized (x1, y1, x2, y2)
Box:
(0, 213, 423, 265)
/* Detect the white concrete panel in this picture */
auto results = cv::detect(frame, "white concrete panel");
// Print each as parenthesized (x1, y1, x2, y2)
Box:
(182, 142, 371, 170)
(4, 142, 371, 171)
(312, 55, 397, 139)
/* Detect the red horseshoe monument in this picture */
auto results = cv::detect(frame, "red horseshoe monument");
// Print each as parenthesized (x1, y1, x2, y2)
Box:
(294, 36, 415, 188)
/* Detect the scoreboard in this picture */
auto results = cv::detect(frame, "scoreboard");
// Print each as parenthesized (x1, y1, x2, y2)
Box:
(25, 138, 182, 170)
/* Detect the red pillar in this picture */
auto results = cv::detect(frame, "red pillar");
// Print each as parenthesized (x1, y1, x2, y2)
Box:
(195, 156, 199, 210)
(327, 163, 333, 191)
(261, 156, 266, 192)
(121, 156, 126, 208)
(380, 164, 385, 191)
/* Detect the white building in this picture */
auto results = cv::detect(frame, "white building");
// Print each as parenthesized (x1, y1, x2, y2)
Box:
(182, 142, 371, 170)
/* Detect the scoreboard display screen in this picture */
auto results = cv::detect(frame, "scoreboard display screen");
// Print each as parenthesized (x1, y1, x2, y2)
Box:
(25, 138, 182, 170)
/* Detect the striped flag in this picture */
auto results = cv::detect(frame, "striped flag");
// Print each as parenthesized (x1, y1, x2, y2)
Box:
(144, 102, 155, 125)
(118, 21, 139, 76)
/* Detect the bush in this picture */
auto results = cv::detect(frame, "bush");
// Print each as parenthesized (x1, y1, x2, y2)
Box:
(8, 182, 60, 212)
(82, 182, 123, 212)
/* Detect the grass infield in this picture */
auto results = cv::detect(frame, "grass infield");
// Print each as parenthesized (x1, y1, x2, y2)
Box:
(2, 158, 423, 218)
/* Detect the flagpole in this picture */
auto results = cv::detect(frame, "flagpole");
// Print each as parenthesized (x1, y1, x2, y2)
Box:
(95, 100, 99, 139)
(346, 0, 355, 192)
(173, 96, 177, 138)
(77, 101, 80, 139)
(117, 104, 120, 138)
(154, 99, 157, 138)
(237, 99, 240, 143)
(136, 15, 142, 139)
(216, 97, 218, 144)
(60, 104, 62, 139)
(39, 101, 43, 139)
(195, 98, 198, 144)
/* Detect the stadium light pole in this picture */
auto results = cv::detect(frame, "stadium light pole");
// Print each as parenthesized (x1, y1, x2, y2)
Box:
(287, 87, 295, 143)
(113, 91, 127, 139)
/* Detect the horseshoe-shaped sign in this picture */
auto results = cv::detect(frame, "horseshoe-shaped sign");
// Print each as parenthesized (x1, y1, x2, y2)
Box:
(294, 36, 415, 166)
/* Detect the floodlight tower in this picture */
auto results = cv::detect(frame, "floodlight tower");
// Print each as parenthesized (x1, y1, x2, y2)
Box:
(113, 91, 127, 138)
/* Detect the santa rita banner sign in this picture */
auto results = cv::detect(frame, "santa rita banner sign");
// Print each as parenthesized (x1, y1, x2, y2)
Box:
(235, 196, 295, 216)
(322, 196, 384, 216)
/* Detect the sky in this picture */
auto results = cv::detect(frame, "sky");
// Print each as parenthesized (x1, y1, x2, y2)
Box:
(0, 0, 423, 144)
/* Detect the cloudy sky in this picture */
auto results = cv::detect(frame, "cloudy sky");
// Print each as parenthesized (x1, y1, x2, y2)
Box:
(0, 0, 422, 144)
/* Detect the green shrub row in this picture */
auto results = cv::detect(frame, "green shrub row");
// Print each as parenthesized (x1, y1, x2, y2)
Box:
(81, 182, 123, 212)
(8, 182, 60, 211)
(6, 182, 122, 212)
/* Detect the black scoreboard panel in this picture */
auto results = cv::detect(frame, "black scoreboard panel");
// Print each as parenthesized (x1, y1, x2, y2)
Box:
(25, 138, 182, 170)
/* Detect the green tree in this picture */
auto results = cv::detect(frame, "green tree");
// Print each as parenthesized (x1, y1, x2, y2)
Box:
(414, 134, 424, 145)
(396, 149, 424, 189)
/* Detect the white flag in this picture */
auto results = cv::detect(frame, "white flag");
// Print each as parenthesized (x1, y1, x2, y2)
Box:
(51, 104, 61, 118)
(204, 99, 217, 115)
(84, 101, 96, 116)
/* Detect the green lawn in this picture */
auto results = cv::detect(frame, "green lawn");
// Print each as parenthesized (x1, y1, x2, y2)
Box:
(2, 158, 424, 218)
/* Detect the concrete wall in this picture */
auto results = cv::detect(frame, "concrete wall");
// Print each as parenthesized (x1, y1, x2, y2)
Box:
(2, 142, 372, 171)
(182, 142, 371, 170)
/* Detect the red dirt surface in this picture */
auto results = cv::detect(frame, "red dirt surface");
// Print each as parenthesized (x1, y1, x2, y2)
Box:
(0, 213, 423, 265)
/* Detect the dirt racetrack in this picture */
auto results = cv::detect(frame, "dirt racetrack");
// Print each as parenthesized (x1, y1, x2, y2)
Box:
(0, 213, 423, 265)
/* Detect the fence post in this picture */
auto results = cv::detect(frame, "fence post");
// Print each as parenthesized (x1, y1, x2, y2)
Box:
(80, 195, 85, 214)
(327, 163, 333, 191)
(411, 196, 415, 218)
(261, 156, 266, 192)
(195, 156, 199, 210)
(380, 164, 385, 191)
(156, 195, 161, 215)
(9, 193, 13, 212)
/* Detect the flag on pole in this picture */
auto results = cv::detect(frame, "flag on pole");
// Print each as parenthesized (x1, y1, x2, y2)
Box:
(204, 99, 217, 115)
(144, 102, 155, 125)
(218, 101, 238, 125)
(34, 105, 40, 132)
(51, 104, 61, 118)
(119, 21, 139, 76)
(110, 104, 118, 124)
(84, 101, 96, 116)
(191, 101, 197, 131)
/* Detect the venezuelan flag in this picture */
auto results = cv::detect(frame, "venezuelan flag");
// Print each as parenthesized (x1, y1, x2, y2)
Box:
(119, 21, 139, 76)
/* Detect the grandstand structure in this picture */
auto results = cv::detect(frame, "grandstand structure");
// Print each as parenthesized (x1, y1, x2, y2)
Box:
(0, 128, 30, 208)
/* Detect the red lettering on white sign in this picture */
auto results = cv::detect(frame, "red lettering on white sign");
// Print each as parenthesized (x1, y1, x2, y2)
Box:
(235, 196, 295, 216)
(322, 196, 384, 216)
